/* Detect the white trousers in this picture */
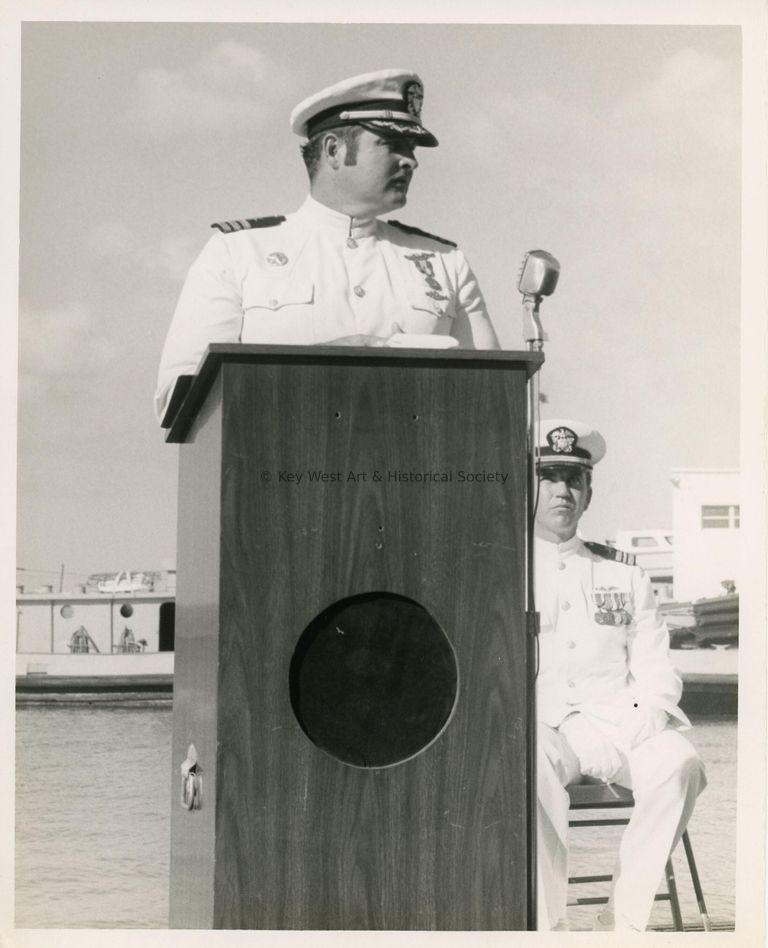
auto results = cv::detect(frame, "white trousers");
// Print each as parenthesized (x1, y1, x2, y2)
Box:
(536, 722, 707, 931)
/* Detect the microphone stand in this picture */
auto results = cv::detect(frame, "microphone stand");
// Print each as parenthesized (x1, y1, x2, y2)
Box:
(522, 292, 545, 932)
(523, 293, 546, 584)
(523, 292, 545, 554)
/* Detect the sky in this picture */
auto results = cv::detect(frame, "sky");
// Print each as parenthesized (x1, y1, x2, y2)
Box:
(3, 4, 767, 945)
(10, 14, 748, 590)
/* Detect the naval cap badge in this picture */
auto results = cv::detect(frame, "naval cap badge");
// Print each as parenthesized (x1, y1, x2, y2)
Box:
(404, 80, 424, 120)
(548, 426, 577, 455)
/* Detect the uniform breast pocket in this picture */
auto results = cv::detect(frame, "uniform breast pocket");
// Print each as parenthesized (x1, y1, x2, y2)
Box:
(401, 292, 456, 336)
(241, 277, 316, 344)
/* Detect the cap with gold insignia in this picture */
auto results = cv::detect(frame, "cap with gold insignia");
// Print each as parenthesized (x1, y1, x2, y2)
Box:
(290, 68, 438, 147)
(536, 418, 606, 469)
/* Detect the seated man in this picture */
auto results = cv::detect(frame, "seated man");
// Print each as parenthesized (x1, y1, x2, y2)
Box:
(534, 418, 706, 932)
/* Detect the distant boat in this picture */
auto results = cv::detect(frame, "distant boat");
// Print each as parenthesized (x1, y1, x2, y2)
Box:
(16, 570, 176, 695)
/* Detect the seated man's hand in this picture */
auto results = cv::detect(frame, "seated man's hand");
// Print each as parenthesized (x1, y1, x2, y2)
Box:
(558, 713, 622, 782)
(618, 703, 669, 751)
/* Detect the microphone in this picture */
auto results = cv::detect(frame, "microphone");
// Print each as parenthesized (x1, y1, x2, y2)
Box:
(517, 250, 560, 349)
(517, 250, 560, 299)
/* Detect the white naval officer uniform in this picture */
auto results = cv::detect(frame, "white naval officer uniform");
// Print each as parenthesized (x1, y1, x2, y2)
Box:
(154, 195, 499, 421)
(535, 530, 707, 931)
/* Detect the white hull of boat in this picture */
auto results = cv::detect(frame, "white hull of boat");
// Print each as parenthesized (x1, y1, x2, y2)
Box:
(16, 651, 175, 678)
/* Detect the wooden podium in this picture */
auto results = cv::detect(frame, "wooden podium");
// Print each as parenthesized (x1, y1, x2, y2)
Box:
(166, 344, 542, 930)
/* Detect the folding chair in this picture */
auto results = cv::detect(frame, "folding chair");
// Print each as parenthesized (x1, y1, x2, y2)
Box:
(567, 782, 711, 931)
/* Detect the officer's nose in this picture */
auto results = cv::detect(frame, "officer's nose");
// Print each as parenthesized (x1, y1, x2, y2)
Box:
(399, 147, 418, 171)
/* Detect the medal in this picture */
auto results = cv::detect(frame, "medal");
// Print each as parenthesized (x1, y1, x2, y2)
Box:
(593, 588, 608, 624)
(592, 587, 632, 625)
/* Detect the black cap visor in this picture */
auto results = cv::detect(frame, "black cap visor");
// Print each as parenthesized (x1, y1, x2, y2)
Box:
(360, 119, 438, 147)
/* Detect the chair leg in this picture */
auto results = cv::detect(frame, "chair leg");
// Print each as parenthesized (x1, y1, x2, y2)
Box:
(682, 830, 713, 932)
(664, 858, 684, 931)
(566, 788, 713, 932)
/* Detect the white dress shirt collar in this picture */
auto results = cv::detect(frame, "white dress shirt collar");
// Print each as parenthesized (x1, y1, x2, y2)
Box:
(534, 526, 585, 558)
(298, 194, 378, 238)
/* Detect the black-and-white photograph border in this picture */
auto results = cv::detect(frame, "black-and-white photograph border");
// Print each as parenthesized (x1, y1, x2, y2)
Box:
(3, 1, 766, 946)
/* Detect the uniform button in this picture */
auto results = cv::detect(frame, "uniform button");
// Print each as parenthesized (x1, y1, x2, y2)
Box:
(346, 237, 358, 249)
(562, 601, 571, 611)
(567, 640, 576, 649)
(353, 285, 366, 298)
(558, 561, 566, 571)
(268, 298, 279, 307)
(567, 680, 576, 688)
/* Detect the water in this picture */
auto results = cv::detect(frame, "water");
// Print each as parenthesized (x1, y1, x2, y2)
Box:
(14, 705, 736, 930)
(15, 704, 172, 928)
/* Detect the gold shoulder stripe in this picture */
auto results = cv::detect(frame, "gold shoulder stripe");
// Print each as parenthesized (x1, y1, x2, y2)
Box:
(585, 541, 637, 567)
(211, 215, 286, 234)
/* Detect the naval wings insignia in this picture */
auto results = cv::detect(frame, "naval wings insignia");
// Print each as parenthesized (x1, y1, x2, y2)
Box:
(405, 251, 449, 303)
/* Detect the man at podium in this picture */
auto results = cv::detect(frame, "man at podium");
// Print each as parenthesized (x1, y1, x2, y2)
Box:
(533, 419, 706, 932)
(154, 68, 499, 423)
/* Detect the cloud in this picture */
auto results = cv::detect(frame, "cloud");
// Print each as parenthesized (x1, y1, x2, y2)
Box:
(466, 89, 612, 188)
(641, 48, 730, 114)
(467, 46, 737, 213)
(470, 44, 737, 181)
(197, 40, 273, 89)
(125, 41, 287, 136)
(137, 235, 201, 282)
(620, 47, 739, 150)
(88, 220, 134, 258)
(89, 221, 198, 282)
(18, 304, 119, 406)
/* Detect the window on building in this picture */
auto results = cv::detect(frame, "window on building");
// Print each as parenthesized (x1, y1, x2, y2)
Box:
(631, 537, 658, 548)
(701, 505, 740, 528)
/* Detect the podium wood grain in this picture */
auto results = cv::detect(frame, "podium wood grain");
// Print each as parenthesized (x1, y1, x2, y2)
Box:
(170, 351, 533, 929)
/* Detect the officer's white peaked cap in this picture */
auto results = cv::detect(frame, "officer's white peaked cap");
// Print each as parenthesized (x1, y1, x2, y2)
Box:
(290, 68, 438, 147)
(537, 419, 607, 469)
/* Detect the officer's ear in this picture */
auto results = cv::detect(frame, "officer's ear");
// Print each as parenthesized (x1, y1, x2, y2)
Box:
(584, 472, 593, 511)
(321, 132, 342, 170)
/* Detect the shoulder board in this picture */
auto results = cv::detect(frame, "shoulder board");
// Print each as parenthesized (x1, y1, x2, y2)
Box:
(585, 542, 637, 566)
(211, 215, 286, 234)
(386, 219, 457, 247)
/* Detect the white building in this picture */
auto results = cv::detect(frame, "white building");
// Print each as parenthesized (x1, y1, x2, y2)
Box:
(671, 468, 740, 602)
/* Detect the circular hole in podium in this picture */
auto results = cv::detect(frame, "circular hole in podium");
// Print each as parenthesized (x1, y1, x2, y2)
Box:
(289, 592, 458, 769)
